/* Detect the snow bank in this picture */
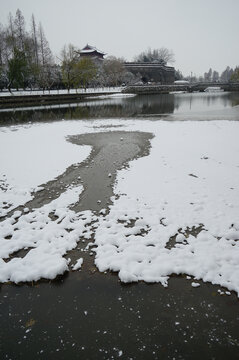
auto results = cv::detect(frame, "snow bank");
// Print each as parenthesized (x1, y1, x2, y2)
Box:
(0, 186, 94, 283)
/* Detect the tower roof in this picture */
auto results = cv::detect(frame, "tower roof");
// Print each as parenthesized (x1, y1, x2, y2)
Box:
(80, 44, 106, 56)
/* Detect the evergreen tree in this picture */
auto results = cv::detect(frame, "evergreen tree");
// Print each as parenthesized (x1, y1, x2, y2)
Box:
(73, 57, 97, 90)
(61, 44, 79, 91)
(7, 47, 27, 91)
(231, 67, 239, 82)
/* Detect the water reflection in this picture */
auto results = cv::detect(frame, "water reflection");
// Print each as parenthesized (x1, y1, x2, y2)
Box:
(0, 92, 239, 125)
(173, 92, 239, 113)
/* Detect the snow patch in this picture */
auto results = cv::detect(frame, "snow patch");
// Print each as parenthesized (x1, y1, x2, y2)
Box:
(191, 282, 200, 288)
(0, 186, 94, 283)
(72, 258, 83, 271)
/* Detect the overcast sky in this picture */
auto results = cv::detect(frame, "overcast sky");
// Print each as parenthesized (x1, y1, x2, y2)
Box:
(0, 0, 238, 76)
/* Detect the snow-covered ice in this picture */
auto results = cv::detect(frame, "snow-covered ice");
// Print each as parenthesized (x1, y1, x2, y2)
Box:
(0, 122, 91, 216)
(1, 118, 239, 295)
(93, 120, 239, 295)
(0, 186, 94, 283)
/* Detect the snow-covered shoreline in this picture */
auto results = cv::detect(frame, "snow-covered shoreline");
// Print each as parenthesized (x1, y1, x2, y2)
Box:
(1, 119, 239, 295)
(0, 87, 123, 97)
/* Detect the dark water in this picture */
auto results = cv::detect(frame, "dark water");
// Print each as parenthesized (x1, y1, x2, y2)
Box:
(1, 272, 239, 360)
(1, 92, 239, 359)
(0, 91, 239, 125)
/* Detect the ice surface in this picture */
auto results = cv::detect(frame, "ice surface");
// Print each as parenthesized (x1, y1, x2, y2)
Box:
(0, 122, 91, 216)
(1, 119, 239, 294)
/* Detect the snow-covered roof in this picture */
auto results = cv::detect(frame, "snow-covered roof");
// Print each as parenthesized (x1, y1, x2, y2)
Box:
(80, 44, 105, 55)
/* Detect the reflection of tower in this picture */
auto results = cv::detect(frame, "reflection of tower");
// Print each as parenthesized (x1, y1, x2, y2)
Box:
(190, 95, 192, 110)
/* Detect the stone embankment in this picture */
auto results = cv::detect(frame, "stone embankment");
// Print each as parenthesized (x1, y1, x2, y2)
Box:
(122, 85, 187, 94)
(122, 82, 239, 94)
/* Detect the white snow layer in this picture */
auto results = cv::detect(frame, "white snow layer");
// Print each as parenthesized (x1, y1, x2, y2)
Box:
(0, 186, 94, 283)
(0, 122, 91, 216)
(94, 121, 239, 295)
(1, 119, 239, 294)
(0, 87, 123, 97)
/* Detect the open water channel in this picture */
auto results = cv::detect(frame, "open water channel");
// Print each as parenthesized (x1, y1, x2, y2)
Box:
(0, 92, 239, 359)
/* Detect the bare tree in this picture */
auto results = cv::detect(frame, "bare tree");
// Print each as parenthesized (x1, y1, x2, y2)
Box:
(220, 66, 233, 82)
(38, 22, 54, 91)
(204, 68, 212, 82)
(38, 22, 52, 66)
(212, 70, 219, 82)
(7, 12, 16, 53)
(0, 25, 5, 67)
(134, 47, 175, 65)
(31, 14, 39, 67)
(14, 9, 26, 51)
(102, 56, 126, 86)
(61, 43, 79, 91)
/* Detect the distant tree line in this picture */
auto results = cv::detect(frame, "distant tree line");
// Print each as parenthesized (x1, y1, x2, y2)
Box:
(175, 66, 239, 83)
(202, 66, 239, 82)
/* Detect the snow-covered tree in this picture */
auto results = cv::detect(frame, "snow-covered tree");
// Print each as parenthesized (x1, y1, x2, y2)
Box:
(102, 56, 126, 86)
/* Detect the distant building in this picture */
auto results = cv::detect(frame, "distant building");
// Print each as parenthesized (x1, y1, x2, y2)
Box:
(78, 45, 175, 84)
(78, 44, 106, 64)
(124, 62, 175, 84)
